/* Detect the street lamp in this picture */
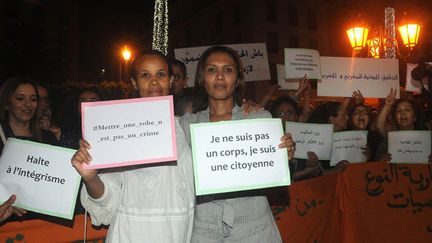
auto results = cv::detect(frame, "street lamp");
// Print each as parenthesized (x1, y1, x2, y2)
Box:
(119, 45, 132, 82)
(345, 8, 421, 59)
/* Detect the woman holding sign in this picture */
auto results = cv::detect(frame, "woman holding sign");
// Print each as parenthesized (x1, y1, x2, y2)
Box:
(71, 50, 195, 242)
(375, 89, 430, 161)
(180, 46, 295, 243)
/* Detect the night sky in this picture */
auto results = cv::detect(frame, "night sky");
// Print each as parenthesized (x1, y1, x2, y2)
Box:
(79, 0, 154, 80)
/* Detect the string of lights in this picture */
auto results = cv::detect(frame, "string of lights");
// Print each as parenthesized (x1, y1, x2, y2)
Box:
(152, 0, 169, 55)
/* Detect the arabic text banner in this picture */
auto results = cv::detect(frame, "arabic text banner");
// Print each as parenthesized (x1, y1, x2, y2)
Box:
(319, 57, 400, 98)
(174, 43, 271, 87)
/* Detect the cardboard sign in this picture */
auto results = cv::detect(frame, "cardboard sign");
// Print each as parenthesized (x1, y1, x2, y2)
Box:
(0, 138, 80, 220)
(190, 119, 290, 195)
(330, 131, 368, 166)
(284, 48, 321, 79)
(388, 130, 431, 163)
(174, 43, 271, 87)
(277, 64, 300, 90)
(82, 96, 177, 169)
(285, 122, 334, 160)
(319, 57, 400, 98)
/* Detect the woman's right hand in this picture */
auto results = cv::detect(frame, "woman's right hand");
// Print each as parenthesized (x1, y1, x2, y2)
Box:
(71, 139, 98, 182)
(384, 88, 397, 107)
(0, 195, 26, 223)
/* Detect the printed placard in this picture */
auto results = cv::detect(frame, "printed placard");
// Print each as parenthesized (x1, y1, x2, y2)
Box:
(319, 57, 400, 98)
(82, 96, 177, 169)
(405, 63, 429, 93)
(388, 131, 431, 163)
(0, 138, 80, 220)
(330, 131, 368, 166)
(285, 122, 333, 160)
(277, 64, 300, 90)
(174, 43, 271, 87)
(190, 119, 290, 196)
(284, 48, 321, 79)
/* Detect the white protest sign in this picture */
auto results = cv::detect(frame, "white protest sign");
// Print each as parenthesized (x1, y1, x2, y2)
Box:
(285, 122, 333, 160)
(330, 131, 368, 166)
(284, 48, 321, 79)
(0, 138, 79, 220)
(190, 118, 290, 195)
(174, 43, 271, 87)
(388, 130, 431, 164)
(82, 96, 177, 169)
(405, 63, 429, 93)
(319, 57, 400, 98)
(277, 64, 300, 90)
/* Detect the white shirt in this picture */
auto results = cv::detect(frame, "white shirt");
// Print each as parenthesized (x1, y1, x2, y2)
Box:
(81, 119, 195, 243)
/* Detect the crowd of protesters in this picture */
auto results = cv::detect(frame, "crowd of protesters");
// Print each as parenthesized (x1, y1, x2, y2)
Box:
(1, 45, 432, 243)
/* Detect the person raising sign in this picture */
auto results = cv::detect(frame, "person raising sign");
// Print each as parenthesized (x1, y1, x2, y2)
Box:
(71, 50, 194, 242)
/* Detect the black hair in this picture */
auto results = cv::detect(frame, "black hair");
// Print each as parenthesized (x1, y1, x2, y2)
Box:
(170, 59, 187, 76)
(270, 96, 301, 118)
(0, 77, 41, 140)
(193, 46, 244, 112)
(129, 50, 173, 80)
(307, 101, 341, 124)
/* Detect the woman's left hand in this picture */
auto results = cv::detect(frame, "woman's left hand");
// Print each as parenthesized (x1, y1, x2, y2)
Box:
(278, 133, 295, 160)
(241, 99, 263, 116)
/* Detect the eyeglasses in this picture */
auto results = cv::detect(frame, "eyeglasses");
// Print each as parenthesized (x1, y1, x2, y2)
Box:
(353, 110, 369, 116)
(173, 74, 186, 81)
(277, 111, 295, 117)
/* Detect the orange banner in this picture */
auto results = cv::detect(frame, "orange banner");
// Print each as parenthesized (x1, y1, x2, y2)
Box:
(274, 162, 432, 243)
(0, 214, 107, 242)
(1, 162, 431, 242)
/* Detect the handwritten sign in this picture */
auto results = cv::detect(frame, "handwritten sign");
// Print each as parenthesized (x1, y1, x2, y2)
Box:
(388, 131, 431, 163)
(285, 122, 333, 160)
(319, 57, 400, 98)
(277, 64, 300, 90)
(174, 43, 271, 87)
(330, 131, 368, 166)
(405, 63, 429, 93)
(0, 138, 80, 220)
(284, 48, 321, 79)
(82, 96, 177, 169)
(190, 118, 290, 195)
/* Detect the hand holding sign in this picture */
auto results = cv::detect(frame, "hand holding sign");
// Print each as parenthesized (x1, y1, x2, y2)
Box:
(0, 194, 26, 223)
(71, 139, 104, 199)
(71, 139, 97, 181)
(279, 133, 296, 160)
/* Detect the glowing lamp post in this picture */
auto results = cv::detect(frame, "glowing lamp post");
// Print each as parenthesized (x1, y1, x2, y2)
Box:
(346, 26, 369, 51)
(119, 45, 132, 82)
(345, 8, 421, 59)
(398, 23, 421, 49)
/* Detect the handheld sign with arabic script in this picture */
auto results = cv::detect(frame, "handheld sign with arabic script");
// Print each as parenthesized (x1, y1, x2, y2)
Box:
(330, 131, 368, 166)
(82, 96, 177, 169)
(190, 118, 290, 196)
(319, 57, 400, 98)
(285, 122, 334, 160)
(174, 43, 270, 87)
(388, 130, 431, 163)
(0, 138, 80, 220)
